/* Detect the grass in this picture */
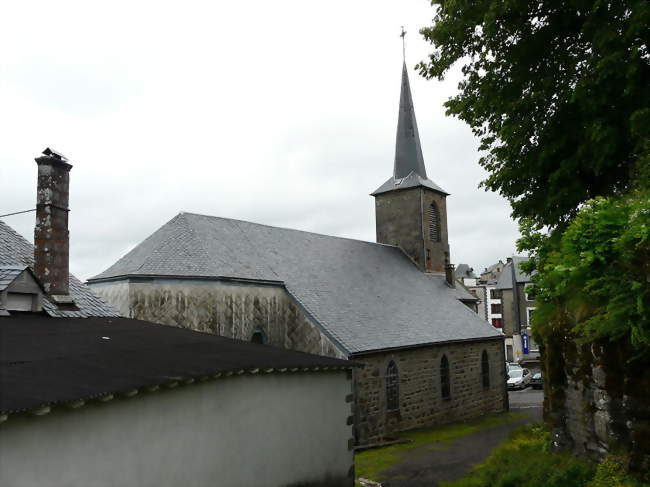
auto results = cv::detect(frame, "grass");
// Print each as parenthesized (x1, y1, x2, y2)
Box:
(439, 423, 650, 487)
(354, 412, 526, 484)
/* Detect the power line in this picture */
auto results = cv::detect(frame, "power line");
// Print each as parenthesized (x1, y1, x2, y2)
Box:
(0, 208, 36, 218)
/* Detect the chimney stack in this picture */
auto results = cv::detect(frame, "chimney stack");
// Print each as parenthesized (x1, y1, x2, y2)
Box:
(34, 148, 73, 303)
(445, 263, 455, 287)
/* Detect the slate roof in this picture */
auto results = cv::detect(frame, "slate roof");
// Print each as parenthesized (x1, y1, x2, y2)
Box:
(0, 220, 118, 318)
(90, 213, 502, 355)
(372, 62, 448, 196)
(495, 257, 532, 290)
(455, 264, 477, 280)
(0, 266, 25, 291)
(0, 314, 353, 415)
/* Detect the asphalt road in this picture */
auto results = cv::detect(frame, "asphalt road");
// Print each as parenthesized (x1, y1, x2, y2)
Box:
(509, 387, 544, 412)
(379, 387, 544, 487)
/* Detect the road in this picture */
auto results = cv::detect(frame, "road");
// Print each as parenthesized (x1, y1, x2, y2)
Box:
(509, 387, 544, 414)
(378, 387, 544, 486)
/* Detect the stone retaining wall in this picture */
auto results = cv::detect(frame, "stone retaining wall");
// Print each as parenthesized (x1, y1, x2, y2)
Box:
(544, 337, 650, 473)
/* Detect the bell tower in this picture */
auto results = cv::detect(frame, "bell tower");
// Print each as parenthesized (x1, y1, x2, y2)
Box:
(372, 60, 451, 273)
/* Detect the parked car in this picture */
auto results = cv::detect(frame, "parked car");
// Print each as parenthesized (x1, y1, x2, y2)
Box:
(507, 368, 532, 390)
(530, 372, 543, 389)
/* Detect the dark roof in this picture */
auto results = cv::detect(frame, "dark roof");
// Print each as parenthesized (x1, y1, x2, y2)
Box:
(495, 257, 532, 290)
(0, 314, 353, 415)
(0, 220, 117, 318)
(90, 212, 502, 354)
(454, 264, 477, 280)
(372, 63, 448, 196)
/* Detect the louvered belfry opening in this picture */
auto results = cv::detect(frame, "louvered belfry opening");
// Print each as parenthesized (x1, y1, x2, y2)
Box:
(386, 360, 399, 411)
(429, 202, 441, 242)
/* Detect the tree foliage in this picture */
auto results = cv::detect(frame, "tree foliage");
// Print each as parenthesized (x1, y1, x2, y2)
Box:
(518, 184, 650, 350)
(418, 0, 650, 228)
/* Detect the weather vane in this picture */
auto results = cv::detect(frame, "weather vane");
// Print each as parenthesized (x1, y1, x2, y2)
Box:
(400, 26, 407, 61)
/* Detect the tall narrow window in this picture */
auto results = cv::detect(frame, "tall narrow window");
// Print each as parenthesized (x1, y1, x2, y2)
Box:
(429, 202, 441, 242)
(440, 355, 451, 400)
(481, 350, 490, 389)
(386, 361, 399, 411)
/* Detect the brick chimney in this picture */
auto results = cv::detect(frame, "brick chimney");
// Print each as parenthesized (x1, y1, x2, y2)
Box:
(34, 148, 74, 303)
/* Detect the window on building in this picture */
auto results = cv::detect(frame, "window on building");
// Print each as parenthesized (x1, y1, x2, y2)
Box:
(429, 202, 441, 242)
(251, 329, 267, 344)
(386, 361, 399, 411)
(481, 350, 490, 389)
(491, 303, 502, 314)
(491, 318, 503, 328)
(440, 355, 451, 400)
(490, 289, 501, 299)
(526, 308, 535, 326)
(525, 286, 536, 301)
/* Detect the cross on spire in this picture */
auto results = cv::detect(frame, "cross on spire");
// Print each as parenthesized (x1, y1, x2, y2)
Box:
(400, 26, 406, 62)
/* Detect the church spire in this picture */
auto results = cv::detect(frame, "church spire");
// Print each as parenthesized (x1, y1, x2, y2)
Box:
(394, 61, 427, 180)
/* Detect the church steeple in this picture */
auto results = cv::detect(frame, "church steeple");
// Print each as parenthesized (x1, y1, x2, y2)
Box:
(372, 53, 451, 273)
(394, 62, 427, 180)
(371, 61, 448, 196)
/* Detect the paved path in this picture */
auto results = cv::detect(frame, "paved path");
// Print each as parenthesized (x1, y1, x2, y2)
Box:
(380, 390, 543, 487)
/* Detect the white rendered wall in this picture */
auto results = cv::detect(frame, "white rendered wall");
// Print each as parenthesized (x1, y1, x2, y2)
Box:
(0, 372, 353, 487)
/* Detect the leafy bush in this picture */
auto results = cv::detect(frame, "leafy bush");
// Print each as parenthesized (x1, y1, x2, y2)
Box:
(587, 454, 650, 487)
(518, 186, 650, 350)
(440, 423, 595, 487)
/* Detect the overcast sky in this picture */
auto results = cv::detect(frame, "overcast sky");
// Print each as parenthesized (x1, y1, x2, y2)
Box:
(1, 0, 521, 281)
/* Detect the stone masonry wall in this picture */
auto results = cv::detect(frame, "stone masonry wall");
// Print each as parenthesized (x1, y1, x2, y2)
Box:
(545, 337, 650, 473)
(90, 278, 346, 360)
(353, 338, 507, 445)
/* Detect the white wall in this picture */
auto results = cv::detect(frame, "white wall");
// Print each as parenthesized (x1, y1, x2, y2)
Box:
(0, 372, 353, 487)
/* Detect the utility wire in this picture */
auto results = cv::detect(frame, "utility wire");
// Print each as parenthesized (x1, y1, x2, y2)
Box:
(0, 208, 36, 218)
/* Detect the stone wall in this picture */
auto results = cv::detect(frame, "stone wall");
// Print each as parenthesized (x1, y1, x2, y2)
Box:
(544, 337, 650, 473)
(353, 338, 507, 444)
(374, 187, 450, 273)
(90, 278, 346, 360)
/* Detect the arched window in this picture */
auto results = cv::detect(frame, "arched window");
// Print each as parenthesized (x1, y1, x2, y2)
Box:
(429, 202, 441, 242)
(386, 361, 399, 411)
(481, 350, 490, 389)
(440, 355, 451, 400)
(251, 329, 266, 344)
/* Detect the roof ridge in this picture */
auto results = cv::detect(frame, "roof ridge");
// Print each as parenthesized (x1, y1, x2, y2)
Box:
(178, 211, 402, 250)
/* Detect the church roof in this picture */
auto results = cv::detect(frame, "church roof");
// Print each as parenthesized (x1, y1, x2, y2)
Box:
(0, 220, 118, 318)
(89, 212, 502, 355)
(372, 63, 448, 196)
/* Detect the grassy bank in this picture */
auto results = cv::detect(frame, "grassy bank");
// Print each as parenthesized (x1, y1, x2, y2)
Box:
(440, 424, 650, 487)
(354, 412, 526, 484)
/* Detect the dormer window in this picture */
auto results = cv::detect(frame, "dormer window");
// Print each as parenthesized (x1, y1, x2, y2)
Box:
(0, 267, 43, 314)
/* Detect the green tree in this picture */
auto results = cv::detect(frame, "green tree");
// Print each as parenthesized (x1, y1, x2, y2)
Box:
(518, 184, 650, 350)
(418, 0, 650, 228)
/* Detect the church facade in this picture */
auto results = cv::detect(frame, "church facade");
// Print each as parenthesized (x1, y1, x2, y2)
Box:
(88, 63, 507, 445)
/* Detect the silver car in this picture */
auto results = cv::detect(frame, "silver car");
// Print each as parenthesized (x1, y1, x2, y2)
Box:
(507, 368, 532, 390)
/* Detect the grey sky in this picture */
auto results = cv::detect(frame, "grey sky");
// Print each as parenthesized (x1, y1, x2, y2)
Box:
(1, 0, 521, 281)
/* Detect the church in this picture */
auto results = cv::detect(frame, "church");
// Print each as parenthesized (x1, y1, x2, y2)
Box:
(88, 62, 507, 445)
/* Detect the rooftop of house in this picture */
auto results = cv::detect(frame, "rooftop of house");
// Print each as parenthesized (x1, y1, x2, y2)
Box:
(90, 212, 502, 355)
(0, 220, 117, 318)
(0, 313, 353, 416)
(494, 257, 532, 290)
(454, 263, 477, 280)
